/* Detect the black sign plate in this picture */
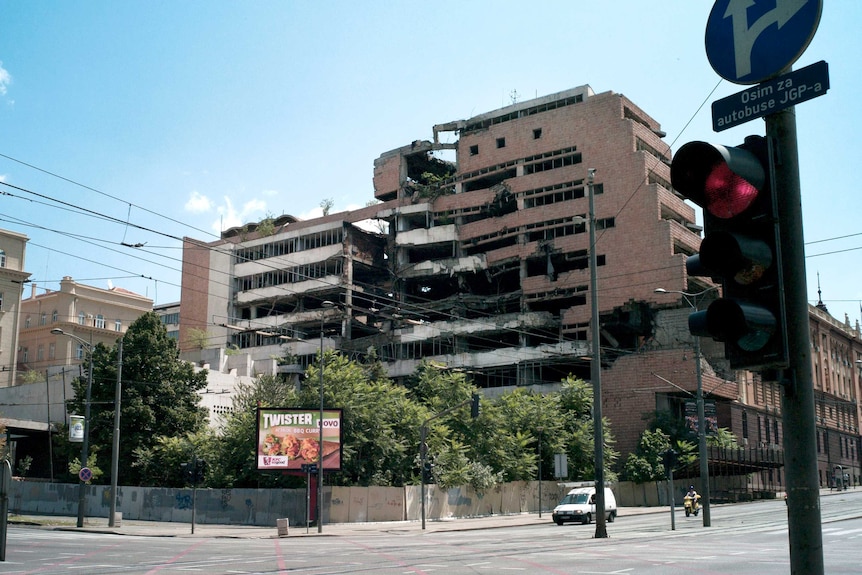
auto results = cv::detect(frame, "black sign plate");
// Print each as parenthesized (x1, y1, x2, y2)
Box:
(712, 60, 829, 132)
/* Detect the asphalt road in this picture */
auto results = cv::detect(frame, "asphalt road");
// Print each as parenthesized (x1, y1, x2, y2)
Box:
(4, 490, 862, 574)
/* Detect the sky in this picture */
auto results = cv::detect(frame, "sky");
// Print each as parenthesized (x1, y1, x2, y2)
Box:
(1, 1, 860, 327)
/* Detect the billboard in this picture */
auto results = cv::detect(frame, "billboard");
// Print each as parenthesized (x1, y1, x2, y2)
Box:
(256, 408, 342, 471)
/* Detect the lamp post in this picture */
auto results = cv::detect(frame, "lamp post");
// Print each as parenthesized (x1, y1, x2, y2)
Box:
(584, 169, 608, 538)
(108, 338, 123, 527)
(51, 328, 93, 528)
(654, 286, 718, 527)
(318, 300, 336, 534)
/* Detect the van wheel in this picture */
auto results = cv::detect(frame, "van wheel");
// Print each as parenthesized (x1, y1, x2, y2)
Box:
(582, 513, 591, 525)
(607, 511, 615, 523)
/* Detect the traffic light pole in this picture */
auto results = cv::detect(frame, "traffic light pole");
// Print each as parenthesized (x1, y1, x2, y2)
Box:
(766, 108, 824, 575)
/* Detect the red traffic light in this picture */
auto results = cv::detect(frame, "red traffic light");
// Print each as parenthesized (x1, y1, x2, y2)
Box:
(671, 140, 766, 219)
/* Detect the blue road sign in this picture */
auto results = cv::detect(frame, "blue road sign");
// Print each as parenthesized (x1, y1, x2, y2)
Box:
(79, 467, 93, 482)
(712, 60, 829, 131)
(706, 0, 822, 84)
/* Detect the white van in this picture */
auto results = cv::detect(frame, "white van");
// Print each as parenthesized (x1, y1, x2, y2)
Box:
(552, 486, 617, 525)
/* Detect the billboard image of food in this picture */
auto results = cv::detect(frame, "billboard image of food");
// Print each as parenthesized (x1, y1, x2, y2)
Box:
(256, 408, 342, 471)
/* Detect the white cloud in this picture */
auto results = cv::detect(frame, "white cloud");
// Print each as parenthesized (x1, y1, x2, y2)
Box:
(211, 196, 267, 233)
(184, 190, 212, 213)
(0, 62, 10, 95)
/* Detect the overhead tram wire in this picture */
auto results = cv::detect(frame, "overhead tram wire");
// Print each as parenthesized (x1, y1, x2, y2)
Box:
(11, 186, 703, 360)
(8, 180, 716, 361)
(0, 151, 219, 242)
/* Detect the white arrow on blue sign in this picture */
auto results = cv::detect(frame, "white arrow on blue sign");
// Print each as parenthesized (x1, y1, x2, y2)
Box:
(706, 0, 822, 85)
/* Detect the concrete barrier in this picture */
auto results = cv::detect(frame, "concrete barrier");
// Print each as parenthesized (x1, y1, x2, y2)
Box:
(8, 479, 671, 526)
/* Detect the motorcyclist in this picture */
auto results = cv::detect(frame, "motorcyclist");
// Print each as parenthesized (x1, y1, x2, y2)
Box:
(684, 485, 700, 516)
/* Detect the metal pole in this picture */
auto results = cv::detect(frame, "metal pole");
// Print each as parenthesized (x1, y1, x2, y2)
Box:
(767, 107, 824, 574)
(420, 424, 427, 530)
(537, 427, 543, 518)
(77, 338, 93, 528)
(588, 168, 607, 538)
(694, 321, 711, 527)
(669, 469, 676, 531)
(108, 339, 123, 527)
(318, 313, 325, 534)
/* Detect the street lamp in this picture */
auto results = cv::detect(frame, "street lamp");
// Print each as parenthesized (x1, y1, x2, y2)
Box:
(585, 168, 608, 539)
(51, 328, 93, 528)
(318, 300, 337, 534)
(108, 339, 123, 527)
(654, 286, 718, 527)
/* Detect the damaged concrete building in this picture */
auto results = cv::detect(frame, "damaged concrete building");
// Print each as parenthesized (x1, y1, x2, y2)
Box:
(178, 85, 861, 484)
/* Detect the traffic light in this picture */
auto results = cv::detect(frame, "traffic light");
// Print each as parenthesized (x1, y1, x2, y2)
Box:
(194, 459, 207, 484)
(470, 393, 480, 419)
(670, 135, 788, 371)
(661, 449, 677, 477)
(422, 461, 434, 484)
(180, 462, 193, 484)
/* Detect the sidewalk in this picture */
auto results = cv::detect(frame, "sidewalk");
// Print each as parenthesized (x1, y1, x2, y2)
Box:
(9, 506, 663, 539)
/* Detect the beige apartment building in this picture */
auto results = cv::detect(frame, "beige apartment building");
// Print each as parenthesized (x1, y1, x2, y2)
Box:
(17, 276, 153, 376)
(0, 228, 30, 388)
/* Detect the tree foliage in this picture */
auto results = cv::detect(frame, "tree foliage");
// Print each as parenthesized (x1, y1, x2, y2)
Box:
(202, 357, 617, 491)
(64, 312, 209, 486)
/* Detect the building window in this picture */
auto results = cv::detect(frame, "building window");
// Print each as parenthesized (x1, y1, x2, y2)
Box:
(496, 137, 506, 149)
(22, 347, 29, 362)
(115, 319, 122, 332)
(78, 311, 85, 325)
(52, 310, 58, 323)
(0, 249, 5, 268)
(469, 145, 479, 156)
(49, 343, 55, 360)
(25, 315, 31, 328)
(40, 313, 47, 326)
(37, 345, 44, 361)
(95, 314, 105, 329)
(533, 128, 542, 139)
(0, 292, 3, 311)
(76, 344, 85, 360)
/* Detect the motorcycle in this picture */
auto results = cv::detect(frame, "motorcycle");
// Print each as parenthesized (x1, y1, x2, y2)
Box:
(683, 493, 701, 517)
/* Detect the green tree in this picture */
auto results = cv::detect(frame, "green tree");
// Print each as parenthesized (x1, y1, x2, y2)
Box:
(210, 373, 306, 488)
(557, 376, 618, 482)
(133, 432, 213, 488)
(67, 312, 209, 486)
(307, 351, 428, 487)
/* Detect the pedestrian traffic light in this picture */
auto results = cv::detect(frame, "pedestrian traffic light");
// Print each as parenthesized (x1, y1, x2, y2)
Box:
(670, 135, 788, 370)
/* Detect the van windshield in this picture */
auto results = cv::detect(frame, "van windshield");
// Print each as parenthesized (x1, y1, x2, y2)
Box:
(560, 493, 590, 505)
